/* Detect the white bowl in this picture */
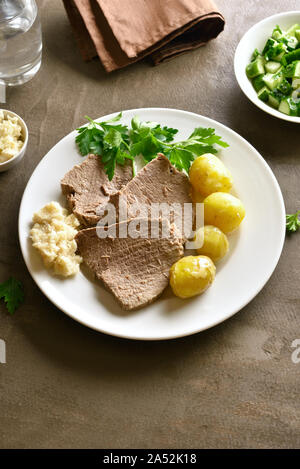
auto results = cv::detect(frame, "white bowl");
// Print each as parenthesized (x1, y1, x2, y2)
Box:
(0, 109, 28, 172)
(234, 10, 300, 123)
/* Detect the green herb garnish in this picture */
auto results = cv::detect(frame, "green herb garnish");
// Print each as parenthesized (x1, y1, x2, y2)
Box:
(76, 113, 133, 180)
(130, 117, 229, 173)
(0, 277, 24, 314)
(76, 113, 229, 180)
(286, 211, 300, 233)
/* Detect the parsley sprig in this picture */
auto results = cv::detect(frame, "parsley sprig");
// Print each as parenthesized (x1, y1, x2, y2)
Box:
(0, 277, 24, 314)
(286, 211, 300, 233)
(76, 113, 134, 180)
(130, 116, 229, 173)
(76, 113, 229, 180)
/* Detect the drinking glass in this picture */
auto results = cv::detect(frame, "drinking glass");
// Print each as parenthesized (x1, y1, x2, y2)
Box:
(0, 0, 42, 87)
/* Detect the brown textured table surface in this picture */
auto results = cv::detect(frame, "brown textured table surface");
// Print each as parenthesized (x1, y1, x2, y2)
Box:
(0, 0, 299, 449)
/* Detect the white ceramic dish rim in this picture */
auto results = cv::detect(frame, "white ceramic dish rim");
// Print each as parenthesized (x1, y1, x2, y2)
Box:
(0, 108, 28, 166)
(234, 10, 300, 124)
(18, 108, 286, 341)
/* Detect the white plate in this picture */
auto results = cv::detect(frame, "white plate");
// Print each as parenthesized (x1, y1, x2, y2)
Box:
(19, 108, 286, 340)
(234, 11, 300, 123)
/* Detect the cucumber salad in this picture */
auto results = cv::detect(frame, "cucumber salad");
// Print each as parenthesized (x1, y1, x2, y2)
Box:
(246, 23, 300, 116)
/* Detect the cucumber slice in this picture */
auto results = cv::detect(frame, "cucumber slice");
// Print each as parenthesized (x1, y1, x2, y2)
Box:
(282, 48, 300, 65)
(292, 77, 300, 89)
(287, 35, 299, 50)
(272, 26, 284, 41)
(246, 57, 265, 78)
(257, 87, 269, 102)
(262, 73, 274, 90)
(278, 97, 299, 116)
(291, 88, 300, 104)
(252, 74, 265, 92)
(251, 48, 260, 61)
(273, 50, 286, 62)
(277, 78, 292, 95)
(272, 30, 282, 41)
(286, 24, 300, 38)
(287, 98, 299, 116)
(279, 99, 291, 114)
(283, 60, 300, 78)
(262, 37, 287, 61)
(293, 61, 300, 77)
(268, 94, 280, 109)
(265, 61, 282, 73)
(262, 38, 277, 55)
(263, 71, 284, 90)
(292, 90, 300, 106)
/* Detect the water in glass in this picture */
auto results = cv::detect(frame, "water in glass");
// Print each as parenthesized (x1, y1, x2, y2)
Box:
(0, 0, 42, 86)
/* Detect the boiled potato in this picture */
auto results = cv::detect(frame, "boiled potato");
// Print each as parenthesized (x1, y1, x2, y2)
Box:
(204, 192, 245, 234)
(170, 255, 216, 299)
(189, 153, 233, 197)
(195, 225, 229, 262)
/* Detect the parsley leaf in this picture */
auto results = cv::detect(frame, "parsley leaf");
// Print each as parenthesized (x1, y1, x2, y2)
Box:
(0, 277, 24, 314)
(76, 113, 133, 180)
(188, 127, 230, 148)
(129, 118, 229, 172)
(76, 113, 229, 179)
(166, 148, 194, 173)
(76, 125, 103, 156)
(129, 118, 178, 161)
(131, 116, 178, 143)
(286, 211, 300, 233)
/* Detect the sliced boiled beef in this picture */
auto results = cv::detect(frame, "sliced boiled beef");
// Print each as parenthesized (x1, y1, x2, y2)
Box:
(75, 218, 184, 310)
(105, 154, 192, 239)
(61, 154, 132, 226)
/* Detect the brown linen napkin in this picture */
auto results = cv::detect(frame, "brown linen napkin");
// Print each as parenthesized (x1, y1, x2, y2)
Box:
(63, 0, 225, 72)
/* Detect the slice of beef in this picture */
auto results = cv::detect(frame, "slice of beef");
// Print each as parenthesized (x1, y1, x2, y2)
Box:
(75, 218, 184, 310)
(105, 154, 192, 239)
(61, 154, 132, 226)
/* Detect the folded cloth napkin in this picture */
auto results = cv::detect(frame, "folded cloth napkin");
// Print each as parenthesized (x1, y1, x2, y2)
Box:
(63, 0, 225, 72)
